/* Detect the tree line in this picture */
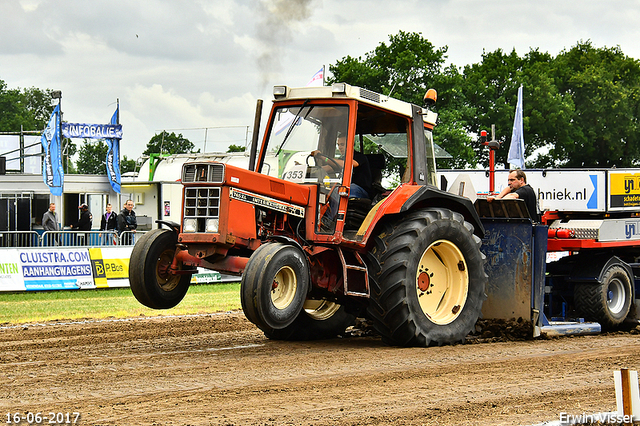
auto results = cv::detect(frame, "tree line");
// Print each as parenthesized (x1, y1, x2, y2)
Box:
(3, 31, 640, 173)
(329, 31, 640, 169)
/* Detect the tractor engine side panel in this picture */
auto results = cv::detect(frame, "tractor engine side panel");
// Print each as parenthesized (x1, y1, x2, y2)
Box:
(220, 186, 258, 243)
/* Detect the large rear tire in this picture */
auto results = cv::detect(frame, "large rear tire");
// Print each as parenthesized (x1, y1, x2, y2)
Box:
(129, 229, 192, 309)
(574, 265, 632, 329)
(241, 243, 310, 330)
(366, 208, 487, 347)
(262, 299, 356, 340)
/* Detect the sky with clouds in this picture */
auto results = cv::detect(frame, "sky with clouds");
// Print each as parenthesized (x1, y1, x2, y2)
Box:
(2, 0, 640, 161)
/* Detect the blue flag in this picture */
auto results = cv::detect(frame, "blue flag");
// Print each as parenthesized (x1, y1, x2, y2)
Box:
(507, 85, 525, 169)
(105, 106, 121, 193)
(41, 104, 64, 196)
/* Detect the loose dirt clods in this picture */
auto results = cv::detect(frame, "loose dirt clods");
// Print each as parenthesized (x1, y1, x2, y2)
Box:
(1, 312, 638, 425)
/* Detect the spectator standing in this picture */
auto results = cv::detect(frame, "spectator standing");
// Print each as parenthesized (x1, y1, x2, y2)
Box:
(117, 200, 137, 244)
(100, 203, 118, 245)
(42, 203, 59, 231)
(42, 203, 60, 245)
(70, 203, 93, 245)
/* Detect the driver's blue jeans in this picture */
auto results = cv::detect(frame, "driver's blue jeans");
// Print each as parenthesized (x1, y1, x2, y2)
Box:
(328, 183, 369, 218)
(349, 183, 369, 199)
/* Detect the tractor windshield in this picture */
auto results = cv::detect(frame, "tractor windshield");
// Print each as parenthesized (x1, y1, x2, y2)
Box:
(260, 104, 349, 184)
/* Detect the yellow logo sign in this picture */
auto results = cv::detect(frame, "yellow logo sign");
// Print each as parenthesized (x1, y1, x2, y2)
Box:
(89, 248, 130, 287)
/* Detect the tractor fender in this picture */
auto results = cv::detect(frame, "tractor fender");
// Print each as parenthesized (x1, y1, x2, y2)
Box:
(268, 235, 305, 253)
(399, 186, 485, 238)
(155, 220, 181, 234)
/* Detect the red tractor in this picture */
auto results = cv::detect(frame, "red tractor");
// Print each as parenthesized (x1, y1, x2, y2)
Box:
(130, 83, 488, 346)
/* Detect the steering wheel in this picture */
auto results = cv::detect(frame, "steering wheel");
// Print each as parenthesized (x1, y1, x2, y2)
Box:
(309, 152, 342, 178)
(306, 154, 329, 184)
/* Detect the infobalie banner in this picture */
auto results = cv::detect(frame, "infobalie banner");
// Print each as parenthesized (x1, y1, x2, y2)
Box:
(62, 123, 123, 140)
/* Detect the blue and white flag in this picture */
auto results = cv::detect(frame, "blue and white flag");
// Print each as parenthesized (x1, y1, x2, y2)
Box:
(105, 106, 121, 193)
(41, 104, 64, 196)
(507, 85, 525, 169)
(306, 66, 324, 87)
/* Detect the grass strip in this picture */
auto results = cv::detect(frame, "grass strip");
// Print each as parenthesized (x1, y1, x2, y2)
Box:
(0, 283, 241, 325)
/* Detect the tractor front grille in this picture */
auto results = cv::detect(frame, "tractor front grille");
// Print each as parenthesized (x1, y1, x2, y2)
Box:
(183, 187, 220, 232)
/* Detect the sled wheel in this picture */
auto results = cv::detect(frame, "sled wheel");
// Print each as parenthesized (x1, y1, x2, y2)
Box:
(366, 208, 487, 347)
(262, 299, 356, 340)
(241, 243, 309, 330)
(129, 229, 191, 309)
(574, 265, 632, 329)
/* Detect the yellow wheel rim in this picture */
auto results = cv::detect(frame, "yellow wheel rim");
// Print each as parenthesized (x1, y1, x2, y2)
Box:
(415, 240, 469, 325)
(156, 249, 180, 292)
(271, 266, 298, 310)
(303, 299, 341, 320)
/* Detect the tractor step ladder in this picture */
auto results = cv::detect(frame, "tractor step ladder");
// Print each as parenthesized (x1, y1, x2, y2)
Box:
(337, 247, 369, 297)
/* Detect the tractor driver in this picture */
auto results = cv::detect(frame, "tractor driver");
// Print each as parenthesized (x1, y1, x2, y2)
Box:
(311, 132, 372, 200)
(487, 169, 539, 222)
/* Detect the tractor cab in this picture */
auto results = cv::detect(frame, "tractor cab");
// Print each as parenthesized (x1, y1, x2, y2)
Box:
(256, 83, 439, 241)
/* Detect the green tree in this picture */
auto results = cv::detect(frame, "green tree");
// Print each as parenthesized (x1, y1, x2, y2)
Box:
(549, 41, 640, 167)
(75, 140, 136, 175)
(227, 144, 246, 152)
(76, 139, 108, 174)
(459, 42, 640, 169)
(143, 131, 196, 155)
(328, 31, 476, 168)
(329, 31, 448, 100)
(121, 155, 137, 173)
(459, 48, 558, 168)
(62, 138, 77, 173)
(0, 80, 54, 131)
(432, 64, 477, 169)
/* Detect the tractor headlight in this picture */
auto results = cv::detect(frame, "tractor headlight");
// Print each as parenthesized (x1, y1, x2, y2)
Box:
(332, 82, 346, 95)
(273, 85, 288, 99)
(183, 218, 197, 233)
(205, 218, 219, 233)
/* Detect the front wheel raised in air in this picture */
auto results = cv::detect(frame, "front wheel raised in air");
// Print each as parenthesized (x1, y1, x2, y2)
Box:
(366, 208, 487, 347)
(241, 243, 310, 331)
(129, 229, 192, 309)
(262, 299, 356, 340)
(574, 265, 632, 329)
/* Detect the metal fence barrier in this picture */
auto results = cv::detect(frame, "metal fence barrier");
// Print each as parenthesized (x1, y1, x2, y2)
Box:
(0, 230, 147, 248)
(118, 231, 141, 246)
(0, 231, 41, 248)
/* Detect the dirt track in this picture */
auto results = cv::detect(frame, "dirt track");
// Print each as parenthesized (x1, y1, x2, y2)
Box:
(1, 312, 639, 426)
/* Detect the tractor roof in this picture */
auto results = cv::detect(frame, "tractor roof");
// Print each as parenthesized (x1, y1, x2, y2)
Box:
(272, 83, 437, 127)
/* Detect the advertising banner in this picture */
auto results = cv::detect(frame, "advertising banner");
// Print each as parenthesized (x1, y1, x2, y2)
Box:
(609, 170, 640, 211)
(89, 247, 132, 288)
(41, 104, 64, 196)
(19, 248, 94, 291)
(0, 247, 228, 292)
(62, 123, 123, 139)
(437, 169, 606, 213)
(0, 250, 26, 291)
(105, 106, 121, 193)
